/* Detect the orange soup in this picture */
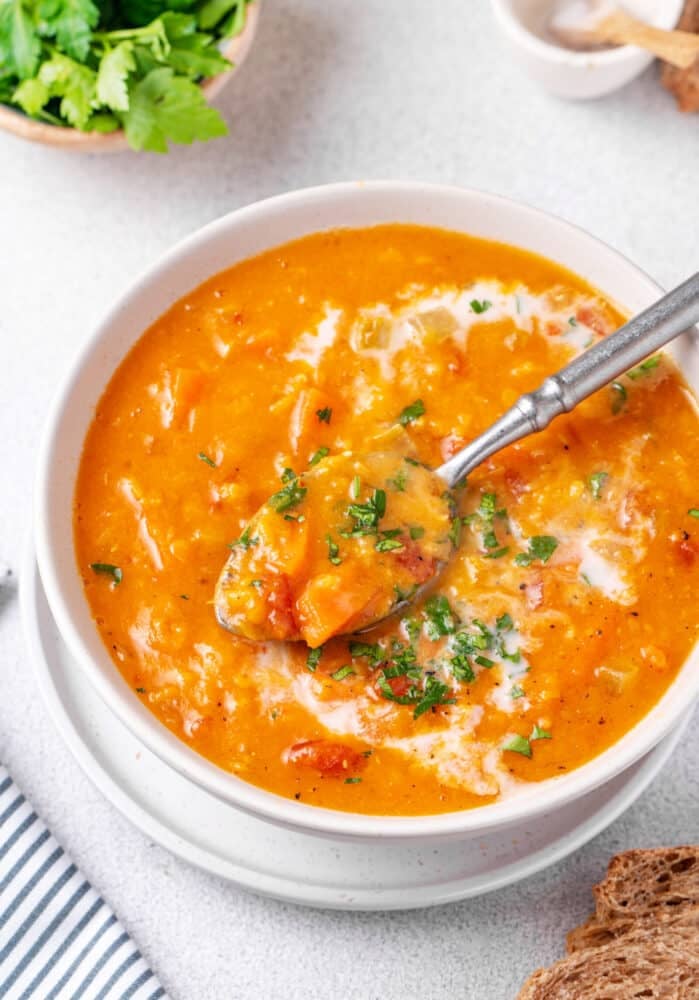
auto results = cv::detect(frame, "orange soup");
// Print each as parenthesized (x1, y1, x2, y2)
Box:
(74, 225, 699, 815)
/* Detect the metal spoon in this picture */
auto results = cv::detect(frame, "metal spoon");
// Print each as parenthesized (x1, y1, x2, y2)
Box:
(370, 271, 699, 624)
(436, 272, 699, 489)
(216, 273, 699, 642)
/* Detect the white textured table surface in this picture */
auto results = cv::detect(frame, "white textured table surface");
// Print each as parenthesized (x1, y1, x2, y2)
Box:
(1, 2, 698, 997)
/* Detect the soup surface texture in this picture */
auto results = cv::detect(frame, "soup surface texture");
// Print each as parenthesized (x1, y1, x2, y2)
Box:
(74, 225, 699, 816)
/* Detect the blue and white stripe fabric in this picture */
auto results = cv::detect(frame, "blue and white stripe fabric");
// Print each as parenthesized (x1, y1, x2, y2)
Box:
(0, 766, 166, 1000)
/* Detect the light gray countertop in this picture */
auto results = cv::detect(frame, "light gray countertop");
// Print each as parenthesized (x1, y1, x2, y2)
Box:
(1, 2, 698, 997)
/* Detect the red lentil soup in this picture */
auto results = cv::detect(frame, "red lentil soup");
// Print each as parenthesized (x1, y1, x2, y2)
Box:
(74, 225, 699, 815)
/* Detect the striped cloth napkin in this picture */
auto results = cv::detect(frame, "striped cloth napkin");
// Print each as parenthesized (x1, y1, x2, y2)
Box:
(0, 765, 167, 1000)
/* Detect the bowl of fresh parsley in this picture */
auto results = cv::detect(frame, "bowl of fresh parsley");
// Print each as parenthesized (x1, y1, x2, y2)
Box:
(0, 0, 257, 152)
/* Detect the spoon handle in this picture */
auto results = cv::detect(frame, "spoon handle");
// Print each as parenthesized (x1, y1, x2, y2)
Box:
(437, 271, 699, 488)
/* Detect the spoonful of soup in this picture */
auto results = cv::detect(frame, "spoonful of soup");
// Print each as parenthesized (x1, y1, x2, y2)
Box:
(215, 272, 699, 647)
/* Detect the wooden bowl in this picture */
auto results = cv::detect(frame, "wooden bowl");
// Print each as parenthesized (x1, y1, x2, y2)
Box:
(0, 1, 259, 152)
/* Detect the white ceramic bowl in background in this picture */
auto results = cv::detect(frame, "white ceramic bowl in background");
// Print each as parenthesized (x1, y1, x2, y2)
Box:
(490, 0, 685, 99)
(34, 181, 699, 844)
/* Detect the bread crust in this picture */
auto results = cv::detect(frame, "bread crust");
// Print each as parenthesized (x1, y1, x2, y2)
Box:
(518, 847, 699, 998)
(661, 0, 699, 112)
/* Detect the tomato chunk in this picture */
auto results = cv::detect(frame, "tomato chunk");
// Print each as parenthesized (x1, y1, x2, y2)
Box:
(286, 740, 367, 778)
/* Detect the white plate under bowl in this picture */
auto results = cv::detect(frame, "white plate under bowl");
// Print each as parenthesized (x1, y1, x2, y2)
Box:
(21, 549, 689, 911)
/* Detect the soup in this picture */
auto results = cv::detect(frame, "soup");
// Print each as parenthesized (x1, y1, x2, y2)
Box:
(74, 225, 699, 815)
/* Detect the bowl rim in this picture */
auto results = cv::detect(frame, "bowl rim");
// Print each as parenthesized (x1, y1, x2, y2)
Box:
(489, 0, 685, 65)
(0, 0, 259, 152)
(34, 180, 699, 841)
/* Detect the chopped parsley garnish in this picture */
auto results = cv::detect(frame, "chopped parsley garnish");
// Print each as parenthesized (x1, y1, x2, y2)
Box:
(308, 446, 329, 466)
(627, 355, 661, 380)
(510, 684, 525, 700)
(470, 299, 492, 314)
(515, 535, 558, 567)
(344, 777, 362, 784)
(229, 526, 258, 550)
(197, 451, 217, 468)
(136, 687, 146, 694)
(404, 456, 421, 467)
(409, 525, 425, 540)
(398, 399, 426, 426)
(484, 546, 510, 559)
(482, 529, 499, 550)
(306, 646, 323, 673)
(423, 594, 458, 639)
(448, 517, 462, 548)
(474, 655, 495, 668)
(89, 563, 122, 585)
(478, 492, 497, 519)
(589, 471, 609, 501)
(351, 475, 361, 499)
(331, 665, 355, 681)
(503, 735, 532, 758)
(688, 509, 699, 519)
(349, 641, 385, 667)
(179, 594, 189, 600)
(450, 652, 475, 683)
(413, 676, 456, 718)
(610, 380, 627, 414)
(250, 579, 263, 588)
(387, 468, 407, 492)
(316, 407, 332, 423)
(326, 534, 342, 565)
(530, 724, 552, 741)
(268, 469, 307, 513)
(403, 617, 421, 643)
(344, 488, 386, 536)
(375, 535, 404, 553)
(496, 613, 514, 631)
(568, 316, 578, 327)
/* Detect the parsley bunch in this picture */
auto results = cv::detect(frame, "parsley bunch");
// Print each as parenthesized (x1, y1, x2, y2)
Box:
(0, 0, 252, 150)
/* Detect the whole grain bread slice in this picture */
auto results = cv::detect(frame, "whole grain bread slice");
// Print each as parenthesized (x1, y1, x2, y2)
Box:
(661, 0, 699, 112)
(593, 846, 699, 922)
(517, 938, 699, 999)
(566, 907, 699, 956)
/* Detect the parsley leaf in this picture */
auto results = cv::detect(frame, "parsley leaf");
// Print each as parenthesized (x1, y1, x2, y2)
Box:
(0, 0, 40, 79)
(197, 450, 217, 468)
(316, 407, 332, 424)
(96, 41, 135, 112)
(306, 646, 322, 672)
(309, 446, 329, 467)
(470, 299, 492, 314)
(42, 0, 100, 62)
(398, 399, 425, 426)
(344, 776, 362, 784)
(122, 66, 227, 153)
(530, 724, 552, 741)
(502, 734, 532, 758)
(413, 676, 456, 718)
(330, 665, 355, 682)
(515, 535, 558, 567)
(610, 380, 627, 414)
(423, 594, 458, 639)
(627, 355, 661, 380)
(688, 509, 699, 519)
(326, 534, 342, 565)
(349, 641, 385, 667)
(588, 471, 609, 500)
(268, 469, 307, 513)
(344, 488, 386, 536)
(229, 526, 258, 550)
(89, 562, 123, 585)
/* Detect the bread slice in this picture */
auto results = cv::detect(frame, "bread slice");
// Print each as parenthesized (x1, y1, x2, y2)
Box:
(661, 0, 699, 112)
(517, 937, 699, 999)
(593, 846, 699, 922)
(567, 906, 699, 953)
